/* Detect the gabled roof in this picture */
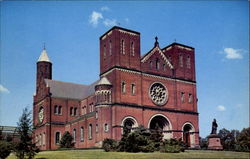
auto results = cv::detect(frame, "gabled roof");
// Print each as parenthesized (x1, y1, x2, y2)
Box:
(38, 49, 51, 63)
(97, 77, 111, 85)
(141, 46, 174, 69)
(44, 79, 99, 100)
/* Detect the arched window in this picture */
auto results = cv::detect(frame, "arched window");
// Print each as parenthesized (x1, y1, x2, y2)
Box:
(150, 61, 153, 69)
(58, 106, 62, 115)
(121, 39, 125, 54)
(96, 111, 98, 119)
(104, 44, 106, 58)
(188, 93, 193, 103)
(187, 56, 191, 69)
(96, 124, 99, 133)
(70, 107, 73, 116)
(168, 55, 172, 62)
(104, 123, 109, 132)
(55, 132, 60, 144)
(163, 64, 166, 71)
(109, 40, 112, 55)
(156, 58, 160, 70)
(54, 105, 58, 114)
(179, 55, 183, 67)
(131, 41, 134, 56)
(131, 83, 136, 95)
(80, 127, 84, 141)
(88, 124, 92, 139)
(73, 129, 76, 143)
(74, 107, 77, 116)
(121, 81, 126, 93)
(181, 92, 185, 103)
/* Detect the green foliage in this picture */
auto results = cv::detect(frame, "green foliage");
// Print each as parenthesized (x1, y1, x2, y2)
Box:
(13, 107, 39, 159)
(149, 123, 163, 151)
(59, 131, 74, 148)
(199, 137, 208, 149)
(0, 140, 12, 159)
(160, 138, 185, 153)
(102, 138, 118, 152)
(236, 127, 250, 152)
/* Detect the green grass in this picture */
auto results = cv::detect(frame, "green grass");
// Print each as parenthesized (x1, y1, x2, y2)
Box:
(7, 149, 250, 159)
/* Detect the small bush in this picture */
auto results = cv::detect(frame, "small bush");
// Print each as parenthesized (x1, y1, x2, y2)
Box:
(0, 141, 12, 159)
(60, 131, 74, 148)
(102, 138, 117, 152)
(160, 138, 185, 153)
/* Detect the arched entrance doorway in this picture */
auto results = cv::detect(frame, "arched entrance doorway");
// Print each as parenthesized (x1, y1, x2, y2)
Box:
(148, 114, 172, 139)
(182, 123, 195, 147)
(121, 116, 138, 134)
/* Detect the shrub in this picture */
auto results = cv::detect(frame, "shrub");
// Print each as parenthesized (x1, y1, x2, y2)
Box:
(160, 138, 185, 153)
(102, 138, 117, 152)
(60, 131, 74, 148)
(0, 141, 12, 159)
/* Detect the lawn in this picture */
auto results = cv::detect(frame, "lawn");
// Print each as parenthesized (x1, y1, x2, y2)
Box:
(7, 149, 250, 159)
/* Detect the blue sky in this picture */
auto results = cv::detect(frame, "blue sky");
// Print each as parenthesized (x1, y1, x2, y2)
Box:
(0, 1, 249, 137)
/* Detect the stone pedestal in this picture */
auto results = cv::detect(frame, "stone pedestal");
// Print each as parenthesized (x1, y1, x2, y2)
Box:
(207, 134, 223, 150)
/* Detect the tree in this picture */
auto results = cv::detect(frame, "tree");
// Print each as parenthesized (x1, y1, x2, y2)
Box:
(199, 136, 208, 149)
(149, 123, 163, 151)
(59, 131, 74, 148)
(236, 127, 250, 152)
(14, 107, 39, 159)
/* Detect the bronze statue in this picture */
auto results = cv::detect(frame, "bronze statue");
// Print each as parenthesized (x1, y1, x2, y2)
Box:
(211, 119, 218, 134)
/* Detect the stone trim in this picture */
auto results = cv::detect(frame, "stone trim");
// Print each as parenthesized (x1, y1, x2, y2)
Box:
(100, 66, 196, 85)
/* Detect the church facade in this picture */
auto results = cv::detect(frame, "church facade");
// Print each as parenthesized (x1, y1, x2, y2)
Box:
(33, 26, 199, 150)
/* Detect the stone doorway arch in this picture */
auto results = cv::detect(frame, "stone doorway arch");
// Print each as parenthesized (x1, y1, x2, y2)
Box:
(121, 116, 138, 134)
(182, 122, 195, 147)
(148, 114, 172, 139)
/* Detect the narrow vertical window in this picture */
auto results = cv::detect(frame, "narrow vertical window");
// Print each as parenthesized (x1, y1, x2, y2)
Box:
(109, 40, 112, 55)
(43, 133, 45, 146)
(150, 61, 153, 69)
(55, 132, 60, 144)
(88, 124, 92, 139)
(168, 55, 172, 62)
(96, 111, 98, 119)
(80, 127, 84, 141)
(104, 44, 106, 58)
(188, 93, 193, 103)
(121, 81, 126, 93)
(40, 134, 43, 146)
(54, 105, 58, 114)
(73, 129, 76, 143)
(179, 55, 183, 67)
(163, 64, 166, 71)
(74, 107, 77, 116)
(131, 84, 136, 95)
(104, 123, 109, 132)
(131, 41, 134, 56)
(121, 39, 125, 54)
(96, 124, 99, 133)
(58, 106, 62, 115)
(187, 56, 191, 69)
(181, 92, 185, 103)
(156, 58, 160, 70)
(70, 107, 73, 116)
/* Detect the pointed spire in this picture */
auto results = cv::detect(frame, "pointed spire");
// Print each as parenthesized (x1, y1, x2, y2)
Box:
(97, 77, 111, 85)
(37, 45, 51, 63)
(154, 36, 159, 47)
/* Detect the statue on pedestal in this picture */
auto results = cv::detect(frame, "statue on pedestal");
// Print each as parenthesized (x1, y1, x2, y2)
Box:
(211, 119, 218, 134)
(207, 118, 223, 150)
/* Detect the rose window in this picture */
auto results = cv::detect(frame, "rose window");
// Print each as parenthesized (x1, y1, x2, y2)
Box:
(149, 83, 168, 106)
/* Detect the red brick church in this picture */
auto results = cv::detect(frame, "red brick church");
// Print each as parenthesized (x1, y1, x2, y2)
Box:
(33, 26, 199, 150)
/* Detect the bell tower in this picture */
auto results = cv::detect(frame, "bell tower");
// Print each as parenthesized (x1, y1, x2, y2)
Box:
(36, 47, 52, 95)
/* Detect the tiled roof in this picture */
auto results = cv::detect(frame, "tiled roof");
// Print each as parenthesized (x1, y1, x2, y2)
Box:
(44, 79, 99, 100)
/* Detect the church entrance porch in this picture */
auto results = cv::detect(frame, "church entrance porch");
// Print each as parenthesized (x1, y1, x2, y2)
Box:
(148, 114, 172, 139)
(182, 123, 195, 147)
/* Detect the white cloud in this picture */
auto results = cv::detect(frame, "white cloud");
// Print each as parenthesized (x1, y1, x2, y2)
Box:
(89, 11, 103, 27)
(217, 105, 226, 111)
(101, 6, 110, 11)
(0, 84, 10, 94)
(222, 48, 243, 59)
(103, 19, 117, 27)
